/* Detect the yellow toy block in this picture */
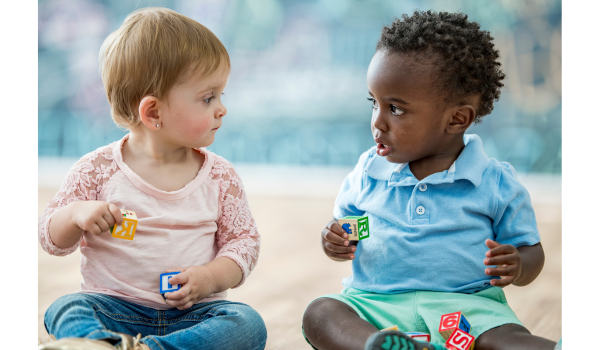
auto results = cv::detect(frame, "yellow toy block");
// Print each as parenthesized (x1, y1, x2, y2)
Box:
(111, 209, 138, 240)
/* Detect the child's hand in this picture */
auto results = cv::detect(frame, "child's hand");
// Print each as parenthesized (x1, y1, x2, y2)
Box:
(321, 219, 357, 261)
(72, 201, 123, 235)
(163, 266, 217, 310)
(484, 239, 522, 287)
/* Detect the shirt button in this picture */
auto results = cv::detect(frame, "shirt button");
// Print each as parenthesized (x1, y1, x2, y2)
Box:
(419, 184, 428, 192)
(416, 205, 425, 215)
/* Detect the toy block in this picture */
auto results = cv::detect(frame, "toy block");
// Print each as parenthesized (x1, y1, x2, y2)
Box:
(405, 332, 431, 342)
(337, 215, 370, 241)
(439, 311, 471, 340)
(445, 328, 475, 350)
(159, 272, 181, 294)
(111, 209, 138, 240)
(380, 325, 399, 331)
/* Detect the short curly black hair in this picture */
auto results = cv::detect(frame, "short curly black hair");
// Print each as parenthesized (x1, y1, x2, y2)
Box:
(376, 10, 505, 123)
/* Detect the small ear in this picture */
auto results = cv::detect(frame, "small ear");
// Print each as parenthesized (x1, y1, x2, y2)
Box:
(447, 104, 476, 134)
(138, 95, 161, 130)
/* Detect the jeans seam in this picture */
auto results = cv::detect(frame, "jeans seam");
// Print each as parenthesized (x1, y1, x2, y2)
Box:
(145, 336, 166, 350)
(91, 304, 155, 322)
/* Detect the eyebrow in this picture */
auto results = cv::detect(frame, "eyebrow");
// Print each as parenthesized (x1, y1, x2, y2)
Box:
(367, 91, 410, 105)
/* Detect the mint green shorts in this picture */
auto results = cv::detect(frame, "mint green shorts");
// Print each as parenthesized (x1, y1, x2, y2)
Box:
(303, 286, 522, 347)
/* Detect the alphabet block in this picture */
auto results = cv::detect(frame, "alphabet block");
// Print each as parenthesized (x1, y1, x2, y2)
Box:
(337, 216, 370, 241)
(111, 209, 138, 240)
(159, 272, 181, 294)
(439, 311, 471, 340)
(445, 328, 475, 350)
(405, 332, 431, 342)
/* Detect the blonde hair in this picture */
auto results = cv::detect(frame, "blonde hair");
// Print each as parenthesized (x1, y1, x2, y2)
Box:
(99, 7, 230, 128)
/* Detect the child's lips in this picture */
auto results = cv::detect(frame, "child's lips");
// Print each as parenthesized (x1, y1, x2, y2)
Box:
(376, 142, 392, 156)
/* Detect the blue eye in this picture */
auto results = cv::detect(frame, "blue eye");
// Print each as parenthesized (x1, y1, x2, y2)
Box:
(367, 97, 378, 109)
(204, 96, 214, 104)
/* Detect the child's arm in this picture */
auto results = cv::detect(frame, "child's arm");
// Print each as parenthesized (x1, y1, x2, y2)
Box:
(49, 201, 123, 248)
(164, 159, 259, 309)
(39, 149, 121, 255)
(484, 239, 545, 287)
(321, 218, 357, 261)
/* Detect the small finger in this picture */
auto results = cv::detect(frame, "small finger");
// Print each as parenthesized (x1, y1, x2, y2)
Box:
(108, 203, 123, 225)
(324, 230, 348, 246)
(486, 244, 516, 257)
(328, 222, 349, 238)
(485, 266, 516, 277)
(165, 287, 188, 301)
(485, 239, 500, 250)
(484, 254, 517, 266)
(329, 252, 355, 260)
(167, 272, 188, 286)
(324, 241, 356, 254)
(490, 276, 514, 287)
(90, 223, 104, 235)
(177, 301, 194, 310)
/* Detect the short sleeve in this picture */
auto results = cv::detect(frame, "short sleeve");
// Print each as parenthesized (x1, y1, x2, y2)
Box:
(492, 163, 541, 247)
(333, 149, 372, 219)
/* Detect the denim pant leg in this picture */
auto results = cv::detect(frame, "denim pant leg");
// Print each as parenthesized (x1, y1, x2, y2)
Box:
(44, 293, 125, 343)
(142, 300, 267, 350)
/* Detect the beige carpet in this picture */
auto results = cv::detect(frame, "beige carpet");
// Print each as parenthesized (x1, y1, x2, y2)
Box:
(38, 188, 561, 349)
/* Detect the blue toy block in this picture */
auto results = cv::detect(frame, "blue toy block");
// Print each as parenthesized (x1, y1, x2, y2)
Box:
(459, 313, 471, 334)
(159, 272, 181, 294)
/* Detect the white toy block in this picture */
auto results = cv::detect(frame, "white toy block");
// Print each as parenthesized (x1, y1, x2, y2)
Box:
(439, 311, 471, 340)
(159, 272, 181, 294)
(111, 209, 138, 240)
(445, 328, 475, 350)
(337, 215, 370, 241)
(405, 332, 431, 342)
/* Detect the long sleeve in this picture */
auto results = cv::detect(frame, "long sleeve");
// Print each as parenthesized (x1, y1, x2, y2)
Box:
(212, 158, 260, 288)
(38, 145, 119, 256)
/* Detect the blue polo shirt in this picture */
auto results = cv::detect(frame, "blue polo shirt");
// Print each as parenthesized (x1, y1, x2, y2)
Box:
(334, 134, 540, 294)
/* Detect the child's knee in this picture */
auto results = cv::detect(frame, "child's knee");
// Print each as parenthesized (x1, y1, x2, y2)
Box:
(233, 304, 267, 347)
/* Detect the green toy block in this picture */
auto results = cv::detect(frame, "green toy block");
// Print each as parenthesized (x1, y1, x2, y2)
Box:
(337, 215, 370, 241)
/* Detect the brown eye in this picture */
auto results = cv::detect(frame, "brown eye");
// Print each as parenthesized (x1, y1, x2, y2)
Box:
(391, 105, 403, 116)
(367, 97, 378, 109)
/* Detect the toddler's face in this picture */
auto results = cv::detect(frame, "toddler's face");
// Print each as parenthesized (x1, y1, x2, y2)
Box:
(367, 50, 454, 164)
(160, 65, 229, 149)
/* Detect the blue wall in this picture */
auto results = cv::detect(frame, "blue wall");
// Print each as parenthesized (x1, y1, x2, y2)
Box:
(38, 0, 561, 173)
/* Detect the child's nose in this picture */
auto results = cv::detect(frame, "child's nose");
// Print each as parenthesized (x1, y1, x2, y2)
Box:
(371, 108, 387, 131)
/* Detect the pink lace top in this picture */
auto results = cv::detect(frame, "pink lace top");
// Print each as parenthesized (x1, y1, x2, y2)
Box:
(38, 135, 260, 309)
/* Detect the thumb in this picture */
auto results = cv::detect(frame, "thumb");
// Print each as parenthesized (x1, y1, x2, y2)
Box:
(485, 239, 500, 250)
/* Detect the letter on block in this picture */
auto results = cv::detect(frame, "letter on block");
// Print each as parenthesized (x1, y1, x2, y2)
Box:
(337, 215, 370, 241)
(439, 311, 471, 340)
(111, 209, 138, 240)
(405, 332, 431, 342)
(159, 272, 181, 294)
(445, 329, 475, 350)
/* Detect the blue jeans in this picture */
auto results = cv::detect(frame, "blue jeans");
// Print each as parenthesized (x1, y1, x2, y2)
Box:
(44, 293, 267, 350)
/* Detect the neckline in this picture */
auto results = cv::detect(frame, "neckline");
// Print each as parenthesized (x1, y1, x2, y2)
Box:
(112, 134, 215, 200)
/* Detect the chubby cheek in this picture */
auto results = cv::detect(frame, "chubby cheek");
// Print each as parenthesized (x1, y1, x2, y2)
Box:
(179, 117, 213, 139)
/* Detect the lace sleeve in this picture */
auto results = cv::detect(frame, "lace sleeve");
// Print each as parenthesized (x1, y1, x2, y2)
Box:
(38, 146, 119, 256)
(211, 157, 260, 288)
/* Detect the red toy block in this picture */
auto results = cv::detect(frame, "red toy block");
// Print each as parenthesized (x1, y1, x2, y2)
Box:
(445, 328, 475, 350)
(439, 311, 471, 340)
(405, 332, 430, 342)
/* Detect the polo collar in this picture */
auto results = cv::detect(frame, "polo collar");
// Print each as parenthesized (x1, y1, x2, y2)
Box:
(364, 134, 489, 187)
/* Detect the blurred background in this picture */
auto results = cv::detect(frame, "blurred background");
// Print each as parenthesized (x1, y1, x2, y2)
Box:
(38, 0, 561, 348)
(38, 0, 561, 172)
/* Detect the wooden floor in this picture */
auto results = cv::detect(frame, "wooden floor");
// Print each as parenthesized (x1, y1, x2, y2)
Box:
(38, 188, 561, 349)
